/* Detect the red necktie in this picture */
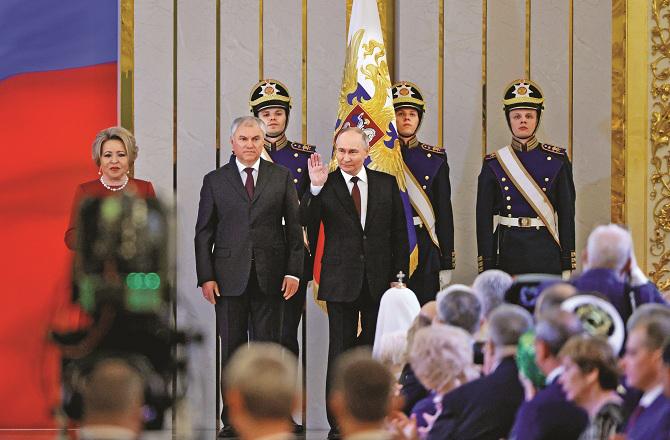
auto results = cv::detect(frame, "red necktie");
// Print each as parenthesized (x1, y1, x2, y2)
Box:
(627, 405, 645, 432)
(351, 176, 361, 218)
(244, 167, 254, 199)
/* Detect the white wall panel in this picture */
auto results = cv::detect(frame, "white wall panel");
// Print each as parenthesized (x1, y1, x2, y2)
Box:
(444, 0, 484, 282)
(175, 0, 217, 431)
(306, 1, 346, 430)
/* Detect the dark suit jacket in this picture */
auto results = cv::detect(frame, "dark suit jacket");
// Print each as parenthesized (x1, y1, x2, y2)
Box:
(194, 159, 303, 296)
(510, 379, 588, 440)
(300, 168, 409, 302)
(427, 356, 524, 440)
(626, 393, 670, 440)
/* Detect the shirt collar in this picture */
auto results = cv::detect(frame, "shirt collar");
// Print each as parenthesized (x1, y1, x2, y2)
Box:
(345, 429, 392, 440)
(511, 135, 539, 152)
(255, 431, 294, 440)
(236, 157, 261, 174)
(400, 135, 419, 148)
(264, 134, 289, 151)
(639, 384, 664, 407)
(80, 425, 138, 440)
(341, 166, 367, 184)
(546, 366, 564, 385)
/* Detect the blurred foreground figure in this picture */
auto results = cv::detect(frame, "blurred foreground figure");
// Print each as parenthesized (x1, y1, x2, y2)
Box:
(80, 358, 144, 440)
(55, 193, 196, 431)
(225, 343, 298, 440)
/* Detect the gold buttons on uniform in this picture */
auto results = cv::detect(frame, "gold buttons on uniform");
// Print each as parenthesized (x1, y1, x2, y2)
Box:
(297, 168, 302, 173)
(422, 185, 427, 189)
(293, 178, 298, 183)
(424, 176, 430, 181)
(427, 153, 432, 158)
(506, 205, 512, 210)
(547, 156, 552, 161)
(294, 153, 299, 157)
(544, 177, 549, 182)
(506, 196, 511, 201)
(502, 177, 507, 182)
(504, 186, 509, 191)
(508, 214, 512, 217)
(542, 187, 547, 191)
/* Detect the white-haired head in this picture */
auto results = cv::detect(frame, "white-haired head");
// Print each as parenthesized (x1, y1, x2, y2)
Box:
(585, 224, 632, 271)
(472, 270, 513, 319)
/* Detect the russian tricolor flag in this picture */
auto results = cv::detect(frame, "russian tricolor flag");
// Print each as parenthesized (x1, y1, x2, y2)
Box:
(0, 0, 118, 427)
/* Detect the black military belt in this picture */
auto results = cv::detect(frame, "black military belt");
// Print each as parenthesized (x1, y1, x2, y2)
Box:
(498, 216, 544, 228)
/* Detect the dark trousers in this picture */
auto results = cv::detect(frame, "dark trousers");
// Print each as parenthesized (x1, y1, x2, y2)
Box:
(215, 263, 281, 425)
(278, 277, 307, 357)
(325, 279, 379, 429)
(408, 271, 440, 305)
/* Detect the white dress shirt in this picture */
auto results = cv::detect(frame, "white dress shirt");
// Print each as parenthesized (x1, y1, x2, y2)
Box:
(639, 384, 664, 408)
(236, 157, 261, 185)
(311, 167, 368, 229)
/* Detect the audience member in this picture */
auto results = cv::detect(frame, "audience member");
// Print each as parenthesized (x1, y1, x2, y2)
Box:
(435, 285, 482, 335)
(663, 337, 670, 398)
(225, 343, 298, 440)
(399, 302, 437, 414)
(618, 304, 670, 440)
(572, 225, 666, 323)
(559, 335, 623, 440)
(80, 358, 144, 440)
(405, 324, 477, 438)
(426, 305, 532, 440)
(377, 330, 408, 379)
(510, 310, 588, 440)
(329, 348, 395, 440)
(471, 269, 513, 319)
(535, 282, 577, 319)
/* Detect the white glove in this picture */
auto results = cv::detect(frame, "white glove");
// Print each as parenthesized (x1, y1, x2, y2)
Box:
(439, 270, 452, 289)
(629, 250, 648, 287)
(561, 270, 572, 281)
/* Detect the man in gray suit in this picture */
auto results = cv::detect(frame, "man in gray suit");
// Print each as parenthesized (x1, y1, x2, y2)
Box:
(195, 116, 303, 437)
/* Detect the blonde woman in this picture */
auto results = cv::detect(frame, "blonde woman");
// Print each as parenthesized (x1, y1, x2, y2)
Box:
(65, 127, 155, 250)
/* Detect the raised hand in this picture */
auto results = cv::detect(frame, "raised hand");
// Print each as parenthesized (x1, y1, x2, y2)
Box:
(308, 153, 328, 186)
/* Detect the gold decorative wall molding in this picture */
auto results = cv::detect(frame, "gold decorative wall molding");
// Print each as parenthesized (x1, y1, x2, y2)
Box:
(649, 0, 670, 293)
(612, 0, 650, 277)
(611, 0, 625, 226)
(120, 0, 134, 133)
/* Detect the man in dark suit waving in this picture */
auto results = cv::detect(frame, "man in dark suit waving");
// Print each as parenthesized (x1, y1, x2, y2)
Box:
(302, 126, 409, 438)
(195, 116, 303, 437)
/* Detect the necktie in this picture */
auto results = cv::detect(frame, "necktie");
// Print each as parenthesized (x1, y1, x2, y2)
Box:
(351, 176, 361, 218)
(244, 167, 254, 199)
(626, 405, 645, 432)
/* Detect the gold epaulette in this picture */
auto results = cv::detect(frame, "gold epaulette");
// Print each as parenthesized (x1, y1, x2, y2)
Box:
(484, 152, 497, 161)
(290, 142, 316, 153)
(420, 143, 445, 155)
(540, 143, 566, 155)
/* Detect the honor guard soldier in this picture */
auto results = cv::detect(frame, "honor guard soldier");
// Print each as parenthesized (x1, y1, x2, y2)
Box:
(476, 79, 576, 277)
(249, 79, 316, 357)
(393, 81, 455, 304)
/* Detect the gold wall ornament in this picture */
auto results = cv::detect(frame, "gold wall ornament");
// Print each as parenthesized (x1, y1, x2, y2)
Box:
(649, 0, 670, 295)
(611, 0, 625, 226)
(120, 0, 134, 134)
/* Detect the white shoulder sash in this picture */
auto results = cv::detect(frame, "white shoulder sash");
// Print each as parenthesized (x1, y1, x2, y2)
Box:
(495, 146, 560, 246)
